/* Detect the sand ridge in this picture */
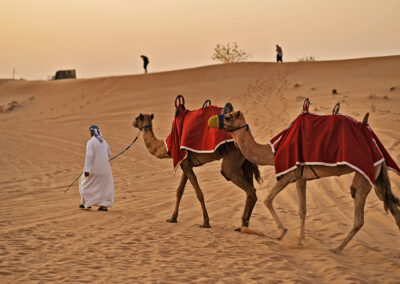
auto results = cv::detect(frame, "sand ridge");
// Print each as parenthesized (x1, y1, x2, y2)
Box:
(0, 56, 400, 283)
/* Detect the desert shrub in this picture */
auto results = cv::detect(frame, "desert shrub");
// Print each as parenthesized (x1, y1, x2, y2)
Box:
(298, 55, 317, 62)
(212, 42, 250, 63)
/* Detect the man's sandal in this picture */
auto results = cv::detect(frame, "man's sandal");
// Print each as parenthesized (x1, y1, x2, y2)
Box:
(79, 204, 91, 209)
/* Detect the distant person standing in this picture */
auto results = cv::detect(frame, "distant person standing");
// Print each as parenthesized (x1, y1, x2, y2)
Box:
(79, 125, 114, 211)
(276, 45, 283, 62)
(141, 55, 149, 73)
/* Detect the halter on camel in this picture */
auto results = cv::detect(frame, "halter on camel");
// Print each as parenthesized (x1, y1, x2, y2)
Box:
(207, 102, 250, 132)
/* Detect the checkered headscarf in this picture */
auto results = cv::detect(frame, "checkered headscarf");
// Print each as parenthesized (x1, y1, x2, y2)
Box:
(89, 125, 103, 142)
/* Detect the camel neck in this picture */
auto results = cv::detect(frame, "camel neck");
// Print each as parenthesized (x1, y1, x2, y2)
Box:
(142, 126, 169, 159)
(231, 127, 274, 166)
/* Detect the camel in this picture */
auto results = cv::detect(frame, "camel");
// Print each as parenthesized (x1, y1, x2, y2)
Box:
(133, 113, 262, 229)
(217, 109, 400, 253)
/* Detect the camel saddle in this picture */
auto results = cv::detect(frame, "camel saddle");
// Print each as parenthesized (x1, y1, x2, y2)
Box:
(165, 96, 233, 170)
(270, 100, 400, 184)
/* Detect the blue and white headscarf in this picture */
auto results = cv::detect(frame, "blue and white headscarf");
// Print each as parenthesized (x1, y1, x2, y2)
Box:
(89, 125, 103, 142)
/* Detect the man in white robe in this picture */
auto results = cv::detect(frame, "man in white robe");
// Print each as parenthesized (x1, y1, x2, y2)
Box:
(79, 125, 114, 211)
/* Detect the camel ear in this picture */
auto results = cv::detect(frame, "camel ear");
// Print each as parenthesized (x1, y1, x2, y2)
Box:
(235, 111, 241, 119)
(140, 113, 143, 120)
(150, 113, 154, 120)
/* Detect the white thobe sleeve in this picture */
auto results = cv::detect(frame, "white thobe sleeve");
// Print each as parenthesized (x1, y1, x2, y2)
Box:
(84, 140, 95, 173)
(107, 144, 111, 158)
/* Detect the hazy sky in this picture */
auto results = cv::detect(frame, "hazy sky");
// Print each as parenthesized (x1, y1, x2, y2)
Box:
(1, 0, 399, 79)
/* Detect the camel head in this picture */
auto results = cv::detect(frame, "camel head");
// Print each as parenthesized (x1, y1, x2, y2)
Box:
(223, 111, 248, 132)
(208, 110, 247, 132)
(133, 113, 154, 131)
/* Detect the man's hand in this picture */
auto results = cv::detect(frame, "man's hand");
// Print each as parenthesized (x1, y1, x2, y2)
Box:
(84, 172, 89, 177)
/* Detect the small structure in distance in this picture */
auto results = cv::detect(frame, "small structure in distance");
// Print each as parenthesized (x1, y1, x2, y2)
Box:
(54, 69, 76, 80)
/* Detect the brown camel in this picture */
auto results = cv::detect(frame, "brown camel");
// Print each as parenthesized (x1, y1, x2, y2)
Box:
(217, 110, 400, 253)
(133, 113, 262, 229)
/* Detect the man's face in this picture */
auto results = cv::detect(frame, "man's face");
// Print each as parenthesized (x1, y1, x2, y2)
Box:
(89, 130, 94, 137)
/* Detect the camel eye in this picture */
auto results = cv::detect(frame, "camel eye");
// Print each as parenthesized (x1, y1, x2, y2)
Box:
(224, 115, 231, 121)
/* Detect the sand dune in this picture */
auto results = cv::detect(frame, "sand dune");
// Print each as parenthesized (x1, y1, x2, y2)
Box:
(1, 56, 400, 283)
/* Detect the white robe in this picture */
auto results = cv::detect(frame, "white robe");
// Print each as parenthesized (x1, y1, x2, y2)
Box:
(79, 136, 114, 207)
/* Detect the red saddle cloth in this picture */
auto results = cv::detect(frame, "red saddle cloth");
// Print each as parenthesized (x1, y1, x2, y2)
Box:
(269, 112, 400, 184)
(165, 105, 233, 170)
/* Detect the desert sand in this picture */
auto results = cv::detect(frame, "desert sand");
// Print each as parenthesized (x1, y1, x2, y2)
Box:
(1, 56, 399, 283)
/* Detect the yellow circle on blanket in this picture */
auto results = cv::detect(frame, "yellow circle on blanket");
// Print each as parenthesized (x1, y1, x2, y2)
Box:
(208, 115, 220, 129)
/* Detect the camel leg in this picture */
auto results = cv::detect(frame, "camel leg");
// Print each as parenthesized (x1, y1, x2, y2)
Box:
(167, 173, 188, 223)
(296, 179, 307, 240)
(265, 176, 293, 240)
(221, 167, 257, 229)
(331, 174, 371, 253)
(180, 161, 211, 228)
(221, 151, 257, 229)
(230, 174, 257, 229)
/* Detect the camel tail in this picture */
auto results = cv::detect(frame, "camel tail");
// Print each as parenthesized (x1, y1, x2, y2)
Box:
(242, 159, 262, 185)
(375, 163, 400, 229)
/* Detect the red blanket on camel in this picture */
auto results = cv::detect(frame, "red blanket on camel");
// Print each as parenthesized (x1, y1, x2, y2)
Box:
(165, 105, 233, 170)
(269, 112, 400, 184)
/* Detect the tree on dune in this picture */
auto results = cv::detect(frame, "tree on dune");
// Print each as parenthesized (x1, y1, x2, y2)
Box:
(212, 42, 250, 63)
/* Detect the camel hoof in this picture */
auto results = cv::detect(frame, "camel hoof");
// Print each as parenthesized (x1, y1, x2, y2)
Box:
(298, 238, 306, 247)
(234, 227, 241, 232)
(200, 224, 211, 228)
(277, 228, 288, 241)
(166, 218, 177, 223)
(330, 247, 341, 254)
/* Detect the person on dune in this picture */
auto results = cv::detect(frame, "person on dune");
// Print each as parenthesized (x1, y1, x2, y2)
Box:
(141, 55, 149, 73)
(276, 44, 283, 62)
